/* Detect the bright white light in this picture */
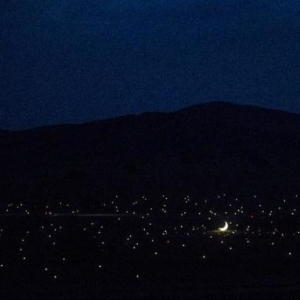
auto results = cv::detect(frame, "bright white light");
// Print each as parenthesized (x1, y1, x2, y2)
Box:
(219, 222, 229, 232)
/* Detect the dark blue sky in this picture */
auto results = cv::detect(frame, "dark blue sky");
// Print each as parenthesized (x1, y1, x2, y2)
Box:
(1, 0, 300, 129)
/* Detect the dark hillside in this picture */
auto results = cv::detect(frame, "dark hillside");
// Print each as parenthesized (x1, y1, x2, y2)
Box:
(1, 102, 300, 207)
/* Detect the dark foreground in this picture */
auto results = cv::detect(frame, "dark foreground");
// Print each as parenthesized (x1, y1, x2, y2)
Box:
(1, 212, 300, 300)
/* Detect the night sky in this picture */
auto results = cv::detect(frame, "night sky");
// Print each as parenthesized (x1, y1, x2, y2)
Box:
(1, 0, 300, 129)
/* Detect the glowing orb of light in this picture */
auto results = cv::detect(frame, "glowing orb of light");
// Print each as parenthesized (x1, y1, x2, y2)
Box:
(219, 221, 229, 232)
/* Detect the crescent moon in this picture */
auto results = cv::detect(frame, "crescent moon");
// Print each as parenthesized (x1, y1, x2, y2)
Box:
(219, 222, 228, 232)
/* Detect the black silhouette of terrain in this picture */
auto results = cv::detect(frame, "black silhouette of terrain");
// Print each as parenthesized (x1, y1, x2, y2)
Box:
(1, 102, 300, 300)
(1, 102, 300, 208)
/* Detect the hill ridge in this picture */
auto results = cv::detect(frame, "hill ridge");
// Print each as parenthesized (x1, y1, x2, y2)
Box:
(1, 102, 300, 206)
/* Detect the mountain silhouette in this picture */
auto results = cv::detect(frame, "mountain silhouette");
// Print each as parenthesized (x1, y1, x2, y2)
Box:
(1, 102, 300, 207)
